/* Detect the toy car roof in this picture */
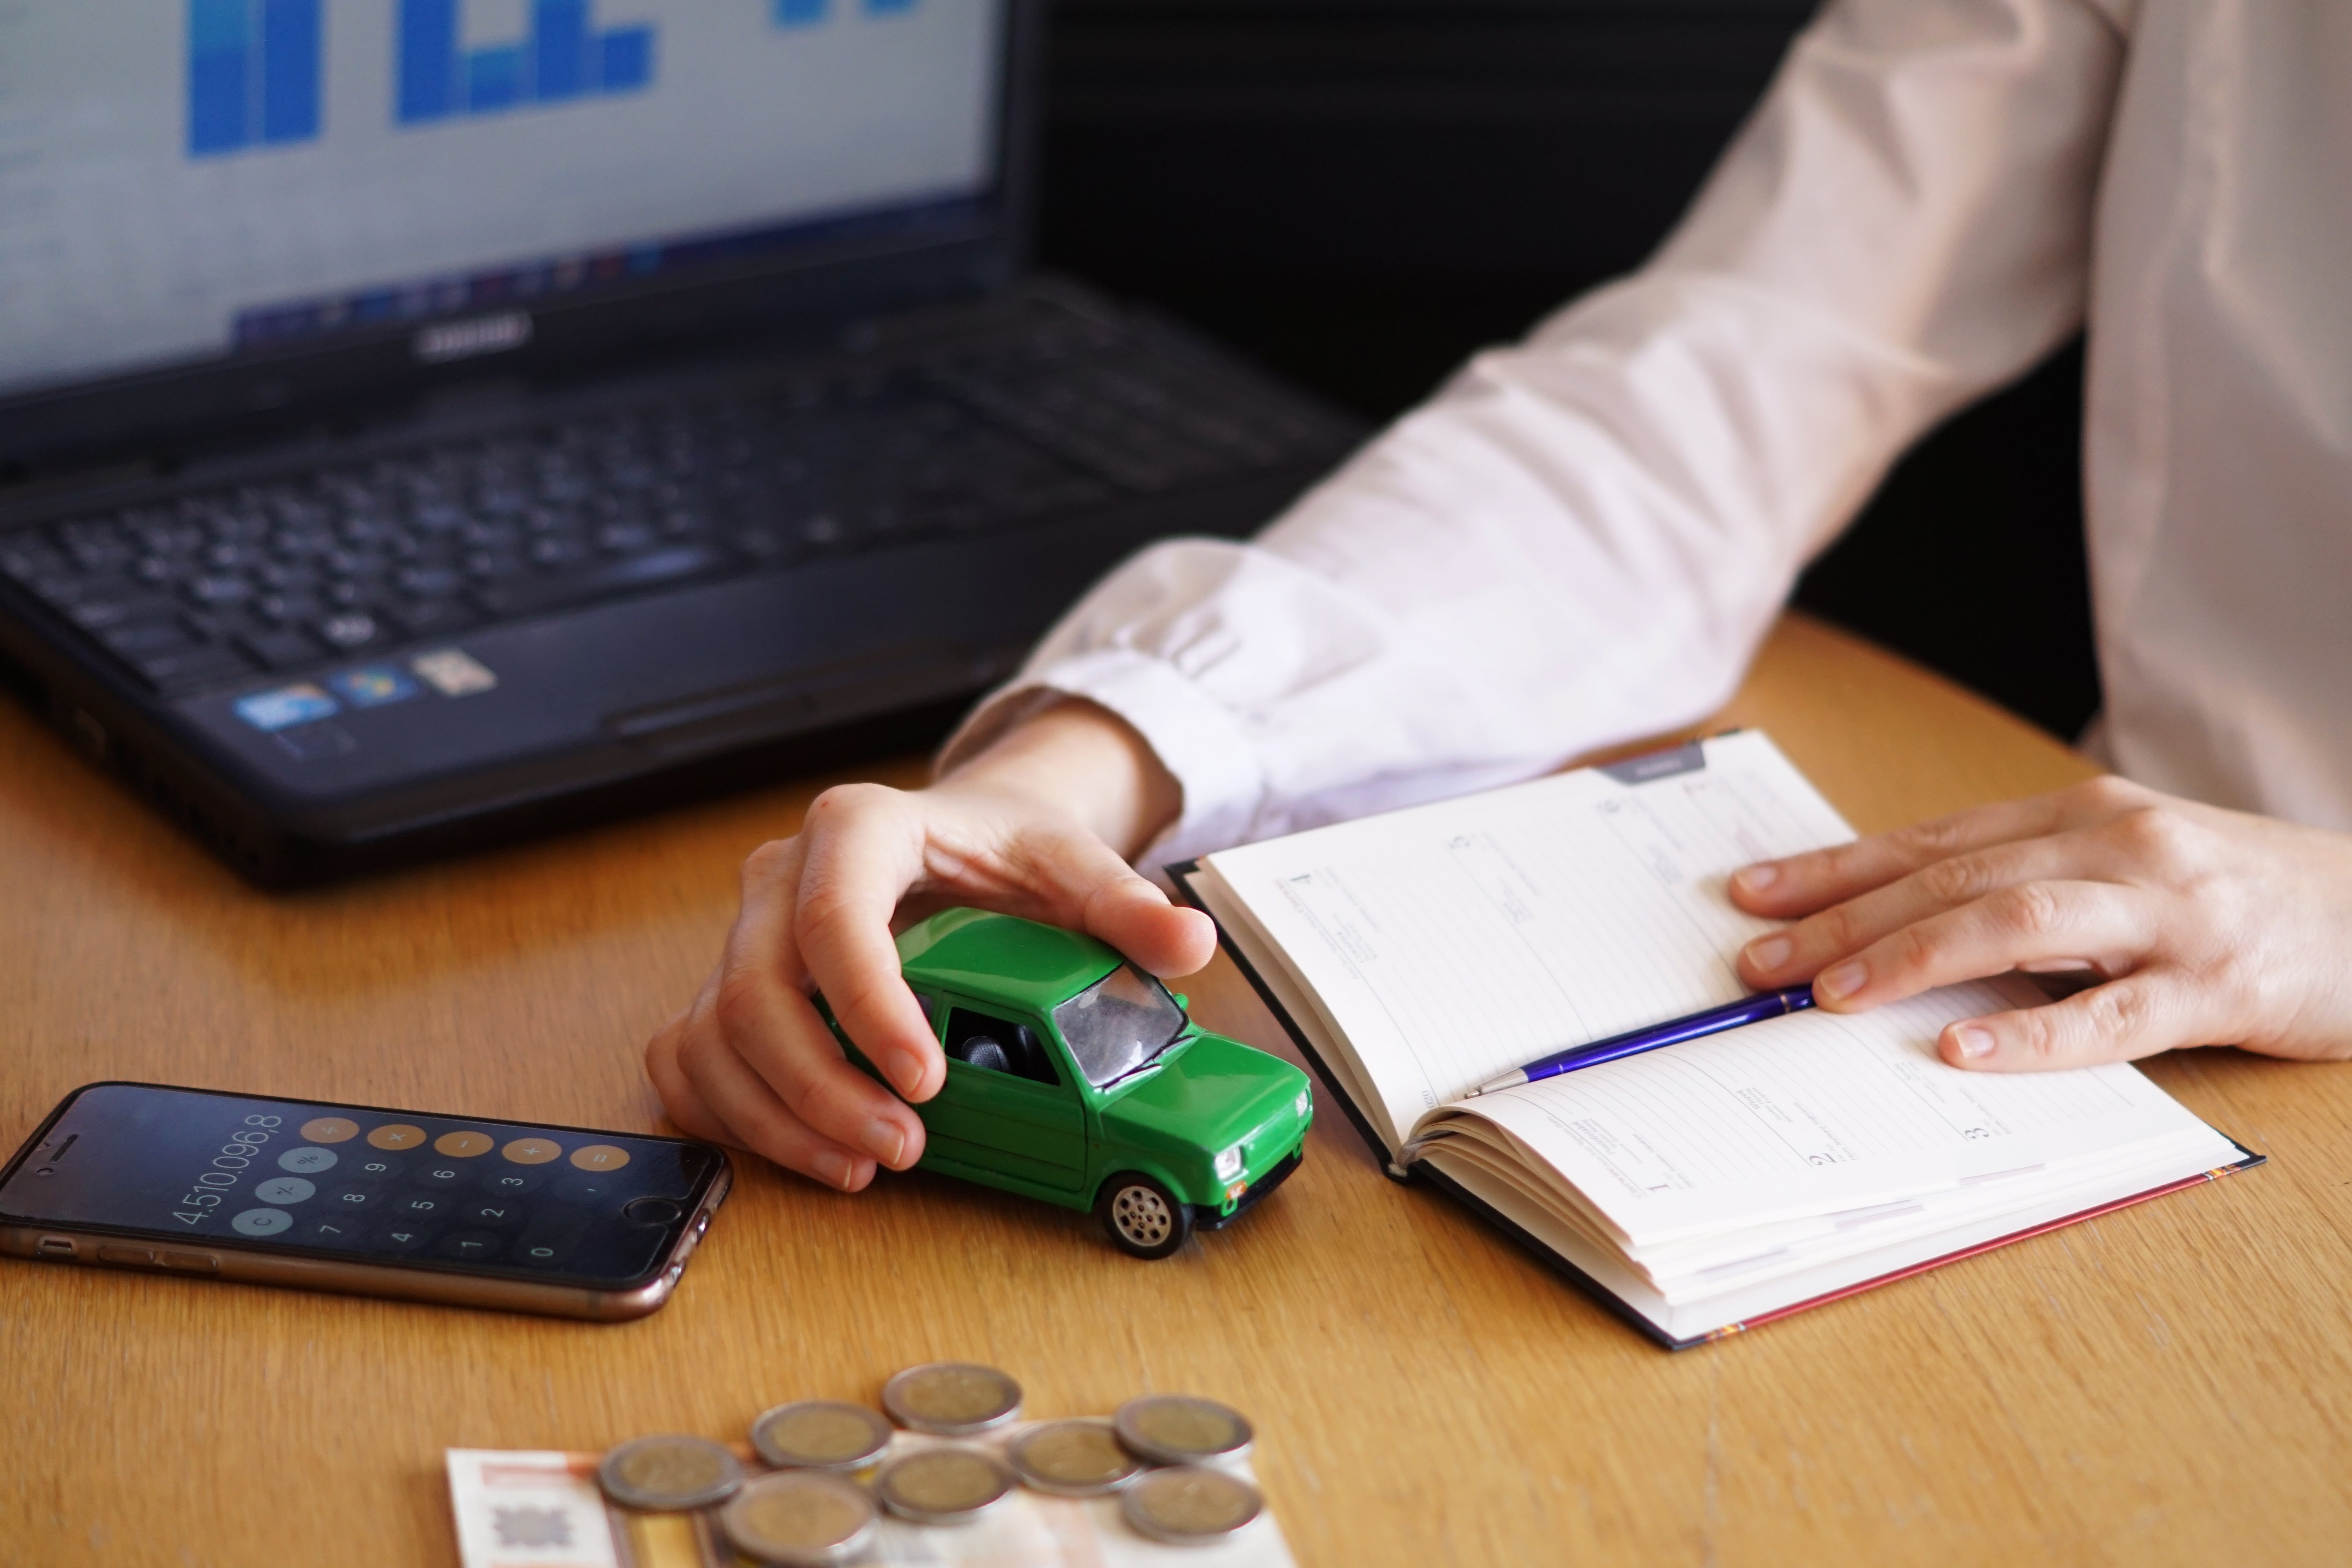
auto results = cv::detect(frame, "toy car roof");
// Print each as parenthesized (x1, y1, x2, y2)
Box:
(895, 908, 1125, 1014)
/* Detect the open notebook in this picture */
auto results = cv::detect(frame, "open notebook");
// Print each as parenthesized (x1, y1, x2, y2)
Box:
(1172, 731, 2259, 1348)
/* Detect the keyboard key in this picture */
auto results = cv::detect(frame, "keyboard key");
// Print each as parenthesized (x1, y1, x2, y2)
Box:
(387, 597, 477, 639)
(130, 642, 256, 693)
(238, 627, 323, 670)
(71, 592, 182, 630)
(474, 543, 729, 618)
(101, 620, 194, 658)
(184, 574, 253, 606)
(313, 612, 387, 651)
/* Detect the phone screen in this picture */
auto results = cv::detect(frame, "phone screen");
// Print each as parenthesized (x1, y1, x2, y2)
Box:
(0, 1083, 726, 1289)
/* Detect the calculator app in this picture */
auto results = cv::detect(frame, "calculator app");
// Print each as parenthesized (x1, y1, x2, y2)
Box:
(2, 1085, 720, 1285)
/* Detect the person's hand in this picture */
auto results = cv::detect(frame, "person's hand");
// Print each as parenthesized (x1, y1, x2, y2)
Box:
(1727, 775, 2352, 1071)
(646, 700, 1215, 1189)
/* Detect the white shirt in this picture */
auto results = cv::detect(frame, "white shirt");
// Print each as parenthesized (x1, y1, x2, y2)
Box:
(944, 0, 2352, 866)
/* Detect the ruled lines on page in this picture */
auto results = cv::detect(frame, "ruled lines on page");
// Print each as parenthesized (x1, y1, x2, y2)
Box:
(1445, 981, 2232, 1245)
(1205, 733, 1857, 1142)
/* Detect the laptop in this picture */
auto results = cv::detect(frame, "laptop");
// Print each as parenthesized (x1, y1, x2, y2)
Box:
(0, 0, 1363, 885)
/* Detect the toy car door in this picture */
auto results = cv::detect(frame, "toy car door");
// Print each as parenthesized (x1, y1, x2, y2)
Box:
(924, 1000, 1089, 1194)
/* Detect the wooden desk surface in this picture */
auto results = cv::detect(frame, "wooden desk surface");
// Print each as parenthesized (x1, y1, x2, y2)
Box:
(5, 613, 2349, 1567)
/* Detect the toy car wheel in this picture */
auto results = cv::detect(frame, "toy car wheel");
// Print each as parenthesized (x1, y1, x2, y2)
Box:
(1097, 1173, 1191, 1259)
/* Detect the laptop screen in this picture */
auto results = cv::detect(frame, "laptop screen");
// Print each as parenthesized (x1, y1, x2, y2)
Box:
(0, 0, 1007, 404)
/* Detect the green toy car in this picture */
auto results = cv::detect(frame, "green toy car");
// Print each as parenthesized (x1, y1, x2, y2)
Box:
(819, 909, 1312, 1258)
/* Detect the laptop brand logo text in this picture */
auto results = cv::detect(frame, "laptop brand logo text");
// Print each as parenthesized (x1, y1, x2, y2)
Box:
(413, 310, 532, 364)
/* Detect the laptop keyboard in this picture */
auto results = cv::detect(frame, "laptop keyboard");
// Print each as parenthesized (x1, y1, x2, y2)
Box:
(0, 318, 1341, 695)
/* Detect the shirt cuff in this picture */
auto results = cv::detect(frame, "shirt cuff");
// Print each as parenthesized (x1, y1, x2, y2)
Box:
(936, 648, 1267, 878)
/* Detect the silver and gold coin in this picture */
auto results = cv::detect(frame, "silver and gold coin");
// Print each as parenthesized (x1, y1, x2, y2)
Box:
(749, 1400, 894, 1471)
(879, 1362, 1023, 1436)
(1112, 1394, 1254, 1466)
(596, 1434, 745, 1512)
(719, 1470, 877, 1567)
(1121, 1465, 1265, 1545)
(1007, 1418, 1145, 1497)
(872, 1444, 1018, 1525)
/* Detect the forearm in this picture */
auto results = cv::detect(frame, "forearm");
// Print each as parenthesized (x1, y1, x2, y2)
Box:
(946, 0, 2128, 864)
(940, 697, 1180, 862)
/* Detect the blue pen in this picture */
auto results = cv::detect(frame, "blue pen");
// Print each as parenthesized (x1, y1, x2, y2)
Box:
(1468, 984, 1817, 1096)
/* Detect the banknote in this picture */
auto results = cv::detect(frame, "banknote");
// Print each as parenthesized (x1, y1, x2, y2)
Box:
(448, 1430, 1297, 1568)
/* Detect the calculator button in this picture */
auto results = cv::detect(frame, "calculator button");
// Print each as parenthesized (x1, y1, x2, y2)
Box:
(253, 1176, 316, 1205)
(367, 1124, 426, 1150)
(514, 1209, 588, 1268)
(297, 1216, 366, 1247)
(436, 1230, 502, 1261)
(477, 1169, 543, 1198)
(411, 1163, 474, 1190)
(346, 1155, 407, 1182)
(392, 1193, 452, 1220)
(433, 1131, 494, 1158)
(320, 1181, 383, 1212)
(552, 1175, 623, 1208)
(299, 1117, 359, 1143)
(622, 1197, 683, 1227)
(500, 1138, 562, 1165)
(371, 1224, 434, 1254)
(568, 1143, 630, 1172)
(231, 1208, 293, 1236)
(461, 1199, 525, 1228)
(276, 1146, 339, 1174)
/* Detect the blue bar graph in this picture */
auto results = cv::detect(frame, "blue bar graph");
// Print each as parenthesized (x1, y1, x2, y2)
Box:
(774, 0, 921, 27)
(397, 0, 657, 125)
(187, 0, 323, 158)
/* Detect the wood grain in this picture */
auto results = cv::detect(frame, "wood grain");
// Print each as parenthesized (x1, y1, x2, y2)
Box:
(3, 612, 2347, 1566)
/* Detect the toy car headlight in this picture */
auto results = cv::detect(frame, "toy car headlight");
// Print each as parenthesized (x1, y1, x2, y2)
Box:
(1214, 1144, 1245, 1181)
(1294, 1087, 1311, 1118)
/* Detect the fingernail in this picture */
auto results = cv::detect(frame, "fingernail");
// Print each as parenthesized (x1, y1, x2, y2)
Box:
(887, 1049, 927, 1094)
(813, 1149, 855, 1189)
(1955, 1026, 1996, 1060)
(1818, 961, 1867, 1001)
(1735, 864, 1780, 893)
(861, 1120, 906, 1167)
(1746, 935, 1793, 971)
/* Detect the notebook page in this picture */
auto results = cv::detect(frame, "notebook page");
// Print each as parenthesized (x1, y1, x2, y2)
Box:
(1200, 732, 1855, 1146)
(1416, 980, 2240, 1247)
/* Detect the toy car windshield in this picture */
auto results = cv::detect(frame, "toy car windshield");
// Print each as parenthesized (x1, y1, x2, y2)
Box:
(1053, 964, 1188, 1087)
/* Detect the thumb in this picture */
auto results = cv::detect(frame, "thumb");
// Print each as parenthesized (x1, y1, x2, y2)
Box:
(1016, 820, 1218, 977)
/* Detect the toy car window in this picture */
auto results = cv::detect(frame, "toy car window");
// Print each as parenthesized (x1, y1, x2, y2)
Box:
(945, 1007, 1060, 1088)
(1053, 965, 1187, 1088)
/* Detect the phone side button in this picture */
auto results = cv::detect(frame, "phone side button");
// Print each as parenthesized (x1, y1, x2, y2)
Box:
(96, 1245, 156, 1265)
(159, 1252, 220, 1272)
(35, 1236, 76, 1257)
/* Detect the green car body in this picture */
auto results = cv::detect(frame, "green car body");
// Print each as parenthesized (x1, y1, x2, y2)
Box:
(820, 909, 1311, 1254)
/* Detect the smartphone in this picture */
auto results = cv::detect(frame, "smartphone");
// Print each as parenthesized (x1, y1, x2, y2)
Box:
(0, 1082, 731, 1321)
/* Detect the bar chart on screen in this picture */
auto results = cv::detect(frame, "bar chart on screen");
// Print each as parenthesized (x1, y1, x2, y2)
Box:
(395, 0, 656, 125)
(187, 0, 323, 157)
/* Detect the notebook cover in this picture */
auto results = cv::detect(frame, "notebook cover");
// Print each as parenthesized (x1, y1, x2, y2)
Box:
(1171, 858, 2267, 1351)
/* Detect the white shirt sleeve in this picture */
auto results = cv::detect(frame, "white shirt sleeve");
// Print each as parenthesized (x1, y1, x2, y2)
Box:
(940, 0, 2133, 867)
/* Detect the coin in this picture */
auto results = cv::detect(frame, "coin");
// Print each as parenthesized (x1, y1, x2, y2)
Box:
(872, 1445, 1017, 1525)
(719, 1471, 877, 1567)
(750, 1401, 894, 1471)
(880, 1362, 1023, 1436)
(596, 1434, 744, 1512)
(1008, 1418, 1145, 1497)
(1112, 1394, 1254, 1466)
(1121, 1465, 1265, 1545)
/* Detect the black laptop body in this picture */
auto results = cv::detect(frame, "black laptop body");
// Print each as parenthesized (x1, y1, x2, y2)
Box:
(0, 1, 1362, 884)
